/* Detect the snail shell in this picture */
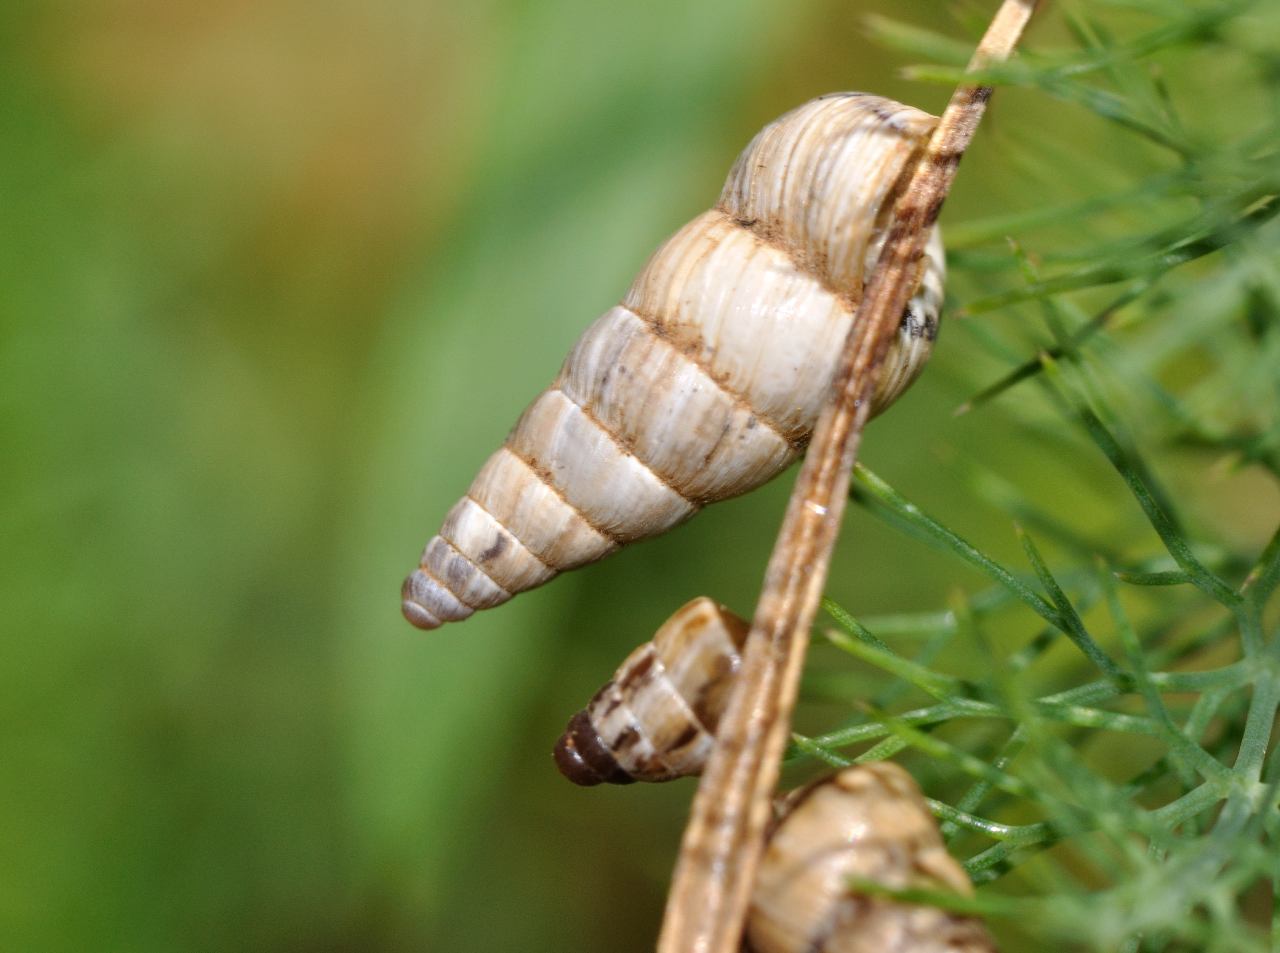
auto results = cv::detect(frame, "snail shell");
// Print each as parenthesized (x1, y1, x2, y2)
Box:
(403, 93, 945, 630)
(748, 763, 997, 953)
(553, 597, 749, 785)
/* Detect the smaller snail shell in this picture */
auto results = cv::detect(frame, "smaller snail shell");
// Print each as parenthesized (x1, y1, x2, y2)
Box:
(553, 597, 749, 785)
(748, 763, 997, 953)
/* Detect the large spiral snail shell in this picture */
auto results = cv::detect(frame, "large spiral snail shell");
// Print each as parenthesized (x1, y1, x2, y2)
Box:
(553, 597, 749, 785)
(403, 93, 945, 630)
(748, 763, 997, 953)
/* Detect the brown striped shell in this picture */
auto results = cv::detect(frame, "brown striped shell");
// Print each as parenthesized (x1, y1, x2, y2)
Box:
(403, 93, 946, 630)
(747, 763, 997, 953)
(553, 597, 749, 785)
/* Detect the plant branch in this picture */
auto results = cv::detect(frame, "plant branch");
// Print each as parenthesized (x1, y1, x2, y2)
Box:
(655, 3, 1040, 951)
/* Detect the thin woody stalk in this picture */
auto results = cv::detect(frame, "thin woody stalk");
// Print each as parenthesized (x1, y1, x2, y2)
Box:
(656, 3, 1041, 952)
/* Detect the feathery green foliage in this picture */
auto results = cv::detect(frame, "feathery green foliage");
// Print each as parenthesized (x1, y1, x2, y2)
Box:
(804, 3, 1280, 949)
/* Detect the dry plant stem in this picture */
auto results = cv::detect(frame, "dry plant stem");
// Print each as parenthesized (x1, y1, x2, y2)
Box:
(656, 3, 1040, 952)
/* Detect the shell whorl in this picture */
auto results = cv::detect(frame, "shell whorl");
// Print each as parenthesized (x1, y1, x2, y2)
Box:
(747, 763, 997, 953)
(403, 93, 945, 630)
(553, 597, 749, 785)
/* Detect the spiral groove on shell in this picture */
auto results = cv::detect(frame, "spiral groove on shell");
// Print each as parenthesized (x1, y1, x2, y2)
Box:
(403, 93, 945, 630)
(747, 763, 997, 953)
(553, 597, 750, 785)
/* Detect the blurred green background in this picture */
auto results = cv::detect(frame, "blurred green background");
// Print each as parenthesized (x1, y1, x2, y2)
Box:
(4, 1, 1277, 951)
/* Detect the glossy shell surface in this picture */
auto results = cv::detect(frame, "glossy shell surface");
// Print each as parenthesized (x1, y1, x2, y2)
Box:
(747, 763, 996, 953)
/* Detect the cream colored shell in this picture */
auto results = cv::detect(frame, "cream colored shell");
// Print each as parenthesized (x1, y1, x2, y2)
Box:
(748, 763, 997, 953)
(403, 93, 945, 630)
(553, 597, 749, 785)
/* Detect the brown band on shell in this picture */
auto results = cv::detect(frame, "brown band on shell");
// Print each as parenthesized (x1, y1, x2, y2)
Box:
(553, 708, 635, 786)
